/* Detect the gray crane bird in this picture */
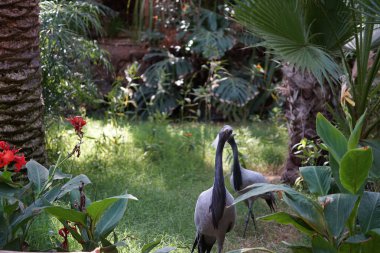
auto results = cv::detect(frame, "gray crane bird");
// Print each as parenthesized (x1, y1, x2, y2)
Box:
(191, 125, 236, 253)
(228, 135, 276, 237)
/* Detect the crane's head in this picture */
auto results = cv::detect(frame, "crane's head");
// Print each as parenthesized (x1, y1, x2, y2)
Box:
(211, 125, 234, 148)
(218, 125, 233, 142)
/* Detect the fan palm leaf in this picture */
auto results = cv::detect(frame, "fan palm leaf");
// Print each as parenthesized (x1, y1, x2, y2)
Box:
(232, 0, 355, 82)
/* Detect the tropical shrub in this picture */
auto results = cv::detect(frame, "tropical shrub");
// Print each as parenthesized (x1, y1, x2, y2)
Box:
(107, 2, 281, 121)
(40, 0, 113, 113)
(232, 113, 380, 252)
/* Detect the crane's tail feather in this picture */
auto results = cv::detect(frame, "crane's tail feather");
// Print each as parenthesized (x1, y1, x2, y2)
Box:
(191, 233, 199, 253)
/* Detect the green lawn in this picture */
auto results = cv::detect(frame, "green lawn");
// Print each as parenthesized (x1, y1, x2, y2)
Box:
(28, 118, 301, 252)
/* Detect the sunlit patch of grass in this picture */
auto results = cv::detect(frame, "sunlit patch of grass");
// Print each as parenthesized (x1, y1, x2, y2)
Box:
(27, 118, 299, 252)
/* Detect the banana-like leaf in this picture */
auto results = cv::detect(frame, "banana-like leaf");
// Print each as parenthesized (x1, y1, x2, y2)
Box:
(282, 241, 312, 253)
(311, 235, 337, 253)
(318, 194, 358, 237)
(87, 193, 137, 226)
(316, 113, 347, 162)
(57, 174, 91, 199)
(339, 147, 373, 194)
(347, 112, 366, 150)
(361, 140, 380, 178)
(259, 212, 314, 236)
(299, 166, 332, 196)
(93, 194, 136, 239)
(26, 160, 49, 193)
(44, 206, 87, 226)
(232, 183, 326, 234)
(212, 76, 257, 107)
(358, 191, 380, 233)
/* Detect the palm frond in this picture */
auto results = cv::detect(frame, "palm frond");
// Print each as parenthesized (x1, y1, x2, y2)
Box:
(232, 0, 354, 82)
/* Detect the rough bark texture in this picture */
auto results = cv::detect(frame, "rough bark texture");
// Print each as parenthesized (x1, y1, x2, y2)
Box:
(0, 0, 46, 163)
(279, 64, 331, 184)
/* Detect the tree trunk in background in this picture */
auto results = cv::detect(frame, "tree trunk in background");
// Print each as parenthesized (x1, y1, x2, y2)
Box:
(0, 0, 46, 164)
(279, 64, 331, 184)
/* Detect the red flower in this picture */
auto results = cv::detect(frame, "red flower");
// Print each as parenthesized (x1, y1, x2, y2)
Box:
(0, 150, 15, 168)
(66, 116, 86, 134)
(0, 141, 10, 151)
(0, 140, 27, 171)
(14, 155, 26, 172)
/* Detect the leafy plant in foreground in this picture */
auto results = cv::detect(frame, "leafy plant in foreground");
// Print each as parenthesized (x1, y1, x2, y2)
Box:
(231, 113, 379, 252)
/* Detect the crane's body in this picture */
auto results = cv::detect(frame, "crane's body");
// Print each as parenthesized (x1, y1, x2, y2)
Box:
(228, 136, 276, 237)
(192, 125, 236, 253)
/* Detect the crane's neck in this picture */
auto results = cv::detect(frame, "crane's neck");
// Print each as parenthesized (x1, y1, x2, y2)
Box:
(210, 134, 227, 229)
(214, 139, 226, 189)
(229, 137, 243, 191)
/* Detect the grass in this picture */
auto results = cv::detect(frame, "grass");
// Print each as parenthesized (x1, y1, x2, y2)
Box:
(27, 117, 302, 252)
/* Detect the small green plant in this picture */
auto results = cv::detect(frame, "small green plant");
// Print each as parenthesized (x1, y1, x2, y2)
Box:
(292, 138, 327, 166)
(231, 112, 380, 252)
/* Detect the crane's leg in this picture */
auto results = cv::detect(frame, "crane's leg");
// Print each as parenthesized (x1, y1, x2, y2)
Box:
(243, 207, 250, 238)
(217, 236, 225, 253)
(249, 204, 257, 230)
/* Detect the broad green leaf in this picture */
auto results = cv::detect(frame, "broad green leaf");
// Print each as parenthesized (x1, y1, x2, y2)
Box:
(282, 193, 326, 235)
(10, 197, 50, 229)
(0, 171, 21, 188)
(26, 160, 49, 193)
(340, 147, 373, 194)
(345, 234, 370, 244)
(259, 212, 314, 236)
(94, 197, 133, 239)
(348, 112, 366, 150)
(358, 191, 380, 233)
(232, 183, 326, 234)
(57, 174, 91, 199)
(141, 239, 161, 253)
(311, 235, 337, 253)
(361, 139, 380, 178)
(300, 166, 331, 196)
(44, 206, 87, 226)
(318, 194, 358, 237)
(329, 154, 347, 193)
(316, 113, 347, 162)
(282, 241, 312, 253)
(0, 184, 19, 197)
(232, 183, 296, 206)
(87, 193, 137, 225)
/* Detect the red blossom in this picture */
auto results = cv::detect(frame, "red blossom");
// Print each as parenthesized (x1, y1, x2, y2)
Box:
(14, 155, 26, 172)
(0, 140, 26, 171)
(66, 116, 86, 135)
(0, 141, 10, 151)
(0, 150, 15, 168)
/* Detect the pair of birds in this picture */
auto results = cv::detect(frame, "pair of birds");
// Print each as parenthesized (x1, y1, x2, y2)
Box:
(191, 125, 276, 253)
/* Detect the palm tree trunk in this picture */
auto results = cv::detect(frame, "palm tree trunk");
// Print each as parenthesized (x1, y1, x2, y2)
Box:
(0, 0, 46, 164)
(279, 64, 331, 184)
